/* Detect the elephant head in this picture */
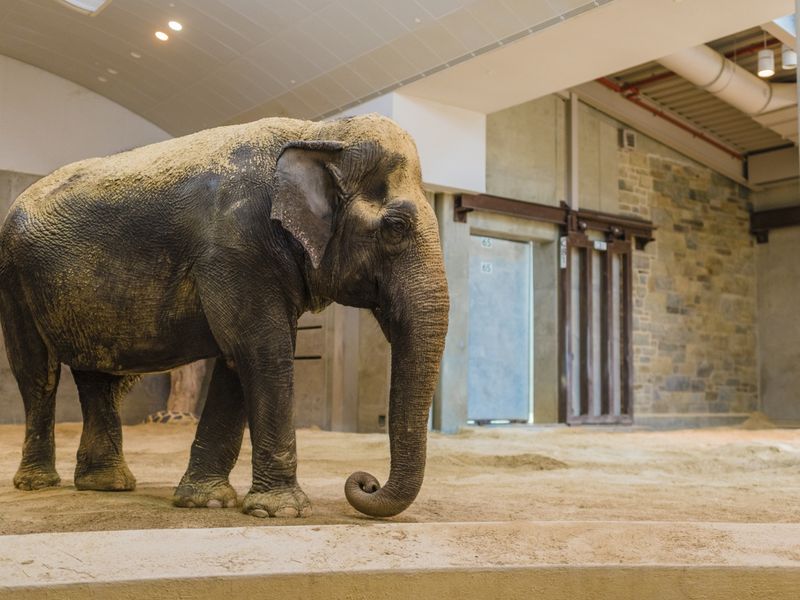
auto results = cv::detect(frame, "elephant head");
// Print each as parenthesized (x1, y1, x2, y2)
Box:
(269, 114, 449, 517)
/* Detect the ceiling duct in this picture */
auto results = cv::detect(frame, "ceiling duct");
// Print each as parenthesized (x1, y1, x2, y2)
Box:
(658, 44, 795, 115)
(658, 44, 797, 143)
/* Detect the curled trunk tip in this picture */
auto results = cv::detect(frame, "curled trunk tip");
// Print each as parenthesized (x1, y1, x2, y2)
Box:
(344, 471, 413, 518)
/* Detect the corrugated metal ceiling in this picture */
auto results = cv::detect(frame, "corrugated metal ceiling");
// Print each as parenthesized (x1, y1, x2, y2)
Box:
(608, 27, 796, 155)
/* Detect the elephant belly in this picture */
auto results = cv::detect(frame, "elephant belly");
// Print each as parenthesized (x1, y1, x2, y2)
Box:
(19, 260, 220, 374)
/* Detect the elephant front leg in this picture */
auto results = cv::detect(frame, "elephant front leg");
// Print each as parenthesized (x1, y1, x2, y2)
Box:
(239, 347, 311, 519)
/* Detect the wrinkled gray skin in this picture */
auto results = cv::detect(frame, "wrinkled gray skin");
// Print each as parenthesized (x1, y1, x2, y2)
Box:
(0, 114, 449, 518)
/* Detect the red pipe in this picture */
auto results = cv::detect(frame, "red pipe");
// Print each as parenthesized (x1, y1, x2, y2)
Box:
(595, 77, 743, 160)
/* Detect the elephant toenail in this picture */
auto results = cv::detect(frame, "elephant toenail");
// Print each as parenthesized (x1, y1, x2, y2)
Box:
(185, 500, 195, 508)
(250, 508, 269, 518)
(207, 499, 222, 508)
(225, 499, 236, 508)
(275, 507, 299, 518)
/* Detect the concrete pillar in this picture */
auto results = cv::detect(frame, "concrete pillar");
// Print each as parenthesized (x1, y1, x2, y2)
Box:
(532, 241, 560, 423)
(796, 4, 800, 175)
(433, 193, 470, 433)
(567, 92, 580, 210)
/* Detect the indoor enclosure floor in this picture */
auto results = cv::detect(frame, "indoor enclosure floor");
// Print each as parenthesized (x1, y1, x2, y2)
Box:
(1, 418, 799, 535)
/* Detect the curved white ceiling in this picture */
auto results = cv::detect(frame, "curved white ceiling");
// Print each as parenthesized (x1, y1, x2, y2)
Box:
(0, 0, 793, 137)
(0, 0, 612, 135)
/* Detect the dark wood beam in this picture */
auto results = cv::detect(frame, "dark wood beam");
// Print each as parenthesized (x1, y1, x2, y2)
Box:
(455, 193, 567, 224)
(751, 205, 800, 243)
(455, 193, 656, 248)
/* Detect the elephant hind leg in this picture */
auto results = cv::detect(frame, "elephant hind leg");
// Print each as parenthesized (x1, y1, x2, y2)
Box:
(72, 370, 138, 491)
(0, 287, 61, 491)
(174, 359, 244, 509)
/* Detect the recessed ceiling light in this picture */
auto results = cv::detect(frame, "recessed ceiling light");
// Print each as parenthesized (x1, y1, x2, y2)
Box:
(130, 51, 142, 59)
(290, 79, 296, 84)
(155, 31, 169, 41)
(106, 67, 118, 75)
(413, 16, 421, 23)
(97, 75, 108, 82)
(168, 20, 183, 31)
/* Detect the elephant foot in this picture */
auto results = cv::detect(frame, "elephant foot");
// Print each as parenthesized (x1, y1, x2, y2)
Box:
(173, 479, 237, 508)
(74, 462, 136, 491)
(13, 465, 61, 490)
(243, 484, 312, 518)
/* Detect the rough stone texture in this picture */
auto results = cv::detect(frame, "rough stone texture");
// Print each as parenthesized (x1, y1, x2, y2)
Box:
(617, 149, 758, 416)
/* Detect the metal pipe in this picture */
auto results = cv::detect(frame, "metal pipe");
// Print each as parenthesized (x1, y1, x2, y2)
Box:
(658, 44, 796, 116)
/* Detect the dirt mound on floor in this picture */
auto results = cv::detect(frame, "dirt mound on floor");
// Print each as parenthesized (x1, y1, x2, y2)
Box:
(432, 452, 568, 470)
(739, 412, 777, 430)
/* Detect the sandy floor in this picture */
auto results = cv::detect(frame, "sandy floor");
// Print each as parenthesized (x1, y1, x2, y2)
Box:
(1, 419, 799, 535)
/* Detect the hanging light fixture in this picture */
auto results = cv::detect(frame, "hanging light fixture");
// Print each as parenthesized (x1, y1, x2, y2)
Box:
(757, 32, 775, 78)
(781, 44, 797, 70)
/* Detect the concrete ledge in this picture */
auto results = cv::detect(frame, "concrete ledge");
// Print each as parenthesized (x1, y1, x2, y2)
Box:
(2, 521, 799, 599)
(5, 567, 800, 600)
(634, 413, 750, 429)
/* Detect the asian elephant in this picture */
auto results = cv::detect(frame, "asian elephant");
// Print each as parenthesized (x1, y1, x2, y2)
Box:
(0, 114, 449, 518)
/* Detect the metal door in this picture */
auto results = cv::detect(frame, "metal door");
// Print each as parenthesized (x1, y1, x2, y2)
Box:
(467, 235, 532, 423)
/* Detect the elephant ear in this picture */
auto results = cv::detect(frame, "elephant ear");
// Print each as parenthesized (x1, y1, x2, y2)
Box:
(272, 140, 345, 269)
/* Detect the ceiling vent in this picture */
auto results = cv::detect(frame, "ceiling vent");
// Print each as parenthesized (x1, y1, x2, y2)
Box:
(57, 0, 111, 16)
(619, 128, 637, 151)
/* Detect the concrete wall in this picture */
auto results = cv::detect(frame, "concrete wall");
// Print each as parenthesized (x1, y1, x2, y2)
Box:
(486, 95, 618, 212)
(486, 96, 566, 206)
(751, 181, 800, 425)
(486, 95, 565, 205)
(0, 55, 169, 175)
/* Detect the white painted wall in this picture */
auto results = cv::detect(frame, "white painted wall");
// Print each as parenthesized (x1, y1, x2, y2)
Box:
(333, 92, 486, 194)
(0, 55, 170, 175)
(394, 94, 485, 194)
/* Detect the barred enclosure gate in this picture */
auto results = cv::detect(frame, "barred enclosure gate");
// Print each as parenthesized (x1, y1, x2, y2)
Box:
(560, 231, 634, 424)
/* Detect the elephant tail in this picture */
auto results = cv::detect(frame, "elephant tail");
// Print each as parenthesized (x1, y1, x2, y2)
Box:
(0, 205, 26, 286)
(0, 250, 9, 281)
(0, 227, 19, 288)
(0, 248, 12, 288)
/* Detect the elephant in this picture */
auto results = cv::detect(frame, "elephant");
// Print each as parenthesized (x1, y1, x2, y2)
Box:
(0, 114, 449, 518)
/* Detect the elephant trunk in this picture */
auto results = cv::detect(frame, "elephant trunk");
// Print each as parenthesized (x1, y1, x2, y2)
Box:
(344, 233, 449, 518)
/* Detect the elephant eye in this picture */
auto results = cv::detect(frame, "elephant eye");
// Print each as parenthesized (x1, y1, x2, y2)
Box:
(386, 214, 409, 234)
(379, 199, 417, 247)
(382, 213, 411, 239)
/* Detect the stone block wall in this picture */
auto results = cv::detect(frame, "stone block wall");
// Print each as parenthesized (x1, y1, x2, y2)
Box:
(617, 148, 758, 417)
